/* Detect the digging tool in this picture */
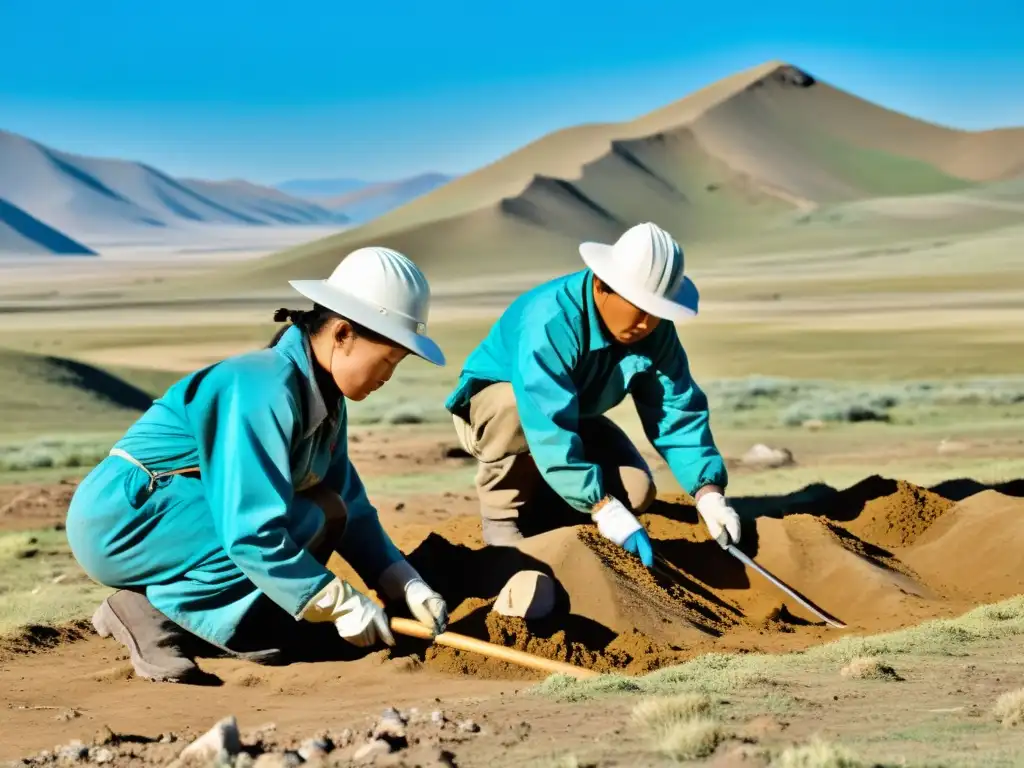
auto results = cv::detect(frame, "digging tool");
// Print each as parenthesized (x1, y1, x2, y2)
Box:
(389, 617, 600, 680)
(706, 532, 847, 629)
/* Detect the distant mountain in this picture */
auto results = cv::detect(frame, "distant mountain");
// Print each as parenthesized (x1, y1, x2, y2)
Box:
(0, 130, 347, 254)
(275, 178, 370, 198)
(321, 172, 455, 223)
(219, 60, 1024, 289)
(0, 197, 96, 256)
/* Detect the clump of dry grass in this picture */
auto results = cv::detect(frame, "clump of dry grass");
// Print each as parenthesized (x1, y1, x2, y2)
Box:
(630, 694, 723, 760)
(993, 688, 1024, 727)
(770, 736, 862, 767)
(840, 657, 903, 681)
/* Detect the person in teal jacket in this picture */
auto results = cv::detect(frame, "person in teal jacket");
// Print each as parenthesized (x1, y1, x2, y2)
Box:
(445, 222, 741, 566)
(66, 247, 449, 683)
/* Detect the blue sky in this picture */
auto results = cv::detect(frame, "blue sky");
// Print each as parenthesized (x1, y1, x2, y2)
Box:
(1, 0, 1021, 185)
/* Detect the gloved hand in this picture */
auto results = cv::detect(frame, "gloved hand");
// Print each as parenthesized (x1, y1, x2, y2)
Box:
(592, 496, 654, 568)
(300, 577, 395, 648)
(696, 490, 741, 548)
(379, 560, 448, 636)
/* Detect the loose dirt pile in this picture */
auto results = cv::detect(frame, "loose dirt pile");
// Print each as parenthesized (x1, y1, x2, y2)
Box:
(382, 478, 1024, 679)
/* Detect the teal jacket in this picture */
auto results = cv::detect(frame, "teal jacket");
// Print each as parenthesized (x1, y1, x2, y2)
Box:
(66, 324, 404, 646)
(445, 269, 727, 512)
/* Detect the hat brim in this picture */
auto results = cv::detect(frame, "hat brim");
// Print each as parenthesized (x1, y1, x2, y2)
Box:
(578, 242, 698, 321)
(288, 279, 446, 367)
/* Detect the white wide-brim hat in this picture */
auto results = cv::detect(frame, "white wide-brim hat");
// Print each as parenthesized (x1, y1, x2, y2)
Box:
(289, 246, 445, 366)
(579, 221, 699, 322)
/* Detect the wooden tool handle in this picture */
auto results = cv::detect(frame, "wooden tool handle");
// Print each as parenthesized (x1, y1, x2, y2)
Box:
(389, 617, 599, 680)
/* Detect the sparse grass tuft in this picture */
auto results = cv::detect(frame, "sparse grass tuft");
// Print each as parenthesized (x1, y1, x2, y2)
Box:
(630, 693, 712, 733)
(992, 688, 1024, 727)
(536, 596, 1024, 701)
(0, 529, 110, 635)
(0, 436, 114, 472)
(770, 737, 862, 767)
(657, 717, 724, 761)
(630, 694, 723, 761)
(839, 657, 903, 681)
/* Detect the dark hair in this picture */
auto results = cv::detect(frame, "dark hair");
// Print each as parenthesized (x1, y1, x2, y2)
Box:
(593, 276, 618, 296)
(268, 303, 393, 348)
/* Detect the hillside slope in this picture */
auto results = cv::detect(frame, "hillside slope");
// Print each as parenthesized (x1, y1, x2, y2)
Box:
(0, 131, 345, 244)
(194, 61, 1024, 290)
(0, 350, 154, 434)
(0, 198, 96, 256)
(322, 173, 454, 223)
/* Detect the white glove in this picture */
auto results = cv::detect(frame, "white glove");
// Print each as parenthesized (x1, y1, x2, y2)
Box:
(379, 560, 448, 636)
(591, 497, 644, 545)
(695, 491, 741, 548)
(300, 577, 395, 648)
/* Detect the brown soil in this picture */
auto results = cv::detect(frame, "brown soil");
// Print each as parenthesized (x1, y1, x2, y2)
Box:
(788, 475, 956, 549)
(2, 450, 1024, 762)
(0, 481, 77, 532)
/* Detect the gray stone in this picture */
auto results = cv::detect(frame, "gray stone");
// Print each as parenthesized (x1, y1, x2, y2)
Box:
(430, 711, 446, 726)
(91, 749, 114, 765)
(353, 740, 392, 762)
(740, 443, 795, 469)
(493, 571, 555, 619)
(179, 716, 242, 762)
(57, 741, 87, 762)
(252, 753, 301, 768)
(457, 720, 480, 734)
(298, 738, 333, 761)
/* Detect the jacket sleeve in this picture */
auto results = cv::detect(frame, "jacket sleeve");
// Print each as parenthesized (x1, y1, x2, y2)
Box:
(189, 365, 335, 619)
(511, 316, 604, 513)
(324, 408, 405, 586)
(630, 325, 728, 496)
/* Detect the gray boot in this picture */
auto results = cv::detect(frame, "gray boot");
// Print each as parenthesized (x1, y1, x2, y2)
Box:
(91, 590, 199, 682)
(481, 518, 525, 546)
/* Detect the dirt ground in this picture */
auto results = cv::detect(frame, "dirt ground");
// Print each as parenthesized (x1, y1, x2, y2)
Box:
(1, 430, 1024, 766)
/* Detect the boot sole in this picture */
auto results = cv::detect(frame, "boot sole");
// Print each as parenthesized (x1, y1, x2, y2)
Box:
(92, 599, 198, 683)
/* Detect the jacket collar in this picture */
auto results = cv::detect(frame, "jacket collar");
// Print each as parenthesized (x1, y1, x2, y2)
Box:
(581, 269, 613, 352)
(275, 324, 330, 438)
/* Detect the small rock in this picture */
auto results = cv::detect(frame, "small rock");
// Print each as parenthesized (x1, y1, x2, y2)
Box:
(253, 753, 302, 768)
(298, 738, 333, 760)
(54, 710, 80, 723)
(331, 729, 354, 749)
(57, 741, 87, 761)
(158, 733, 178, 744)
(179, 716, 242, 762)
(373, 709, 408, 744)
(431, 711, 446, 726)
(457, 720, 480, 734)
(493, 571, 555, 619)
(92, 748, 114, 765)
(740, 443, 795, 469)
(802, 419, 825, 431)
(353, 740, 392, 762)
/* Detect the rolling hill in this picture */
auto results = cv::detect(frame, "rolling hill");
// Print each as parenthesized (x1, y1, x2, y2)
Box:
(214, 61, 1024, 290)
(0, 349, 156, 434)
(321, 172, 455, 223)
(0, 130, 347, 253)
(0, 198, 96, 256)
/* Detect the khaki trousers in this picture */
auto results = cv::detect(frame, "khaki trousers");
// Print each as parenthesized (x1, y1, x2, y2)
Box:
(452, 383, 656, 540)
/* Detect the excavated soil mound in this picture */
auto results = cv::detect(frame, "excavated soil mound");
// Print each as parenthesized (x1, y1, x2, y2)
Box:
(395, 479, 1024, 679)
(788, 475, 955, 549)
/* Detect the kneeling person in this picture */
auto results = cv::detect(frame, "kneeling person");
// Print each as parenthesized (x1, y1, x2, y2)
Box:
(445, 222, 741, 566)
